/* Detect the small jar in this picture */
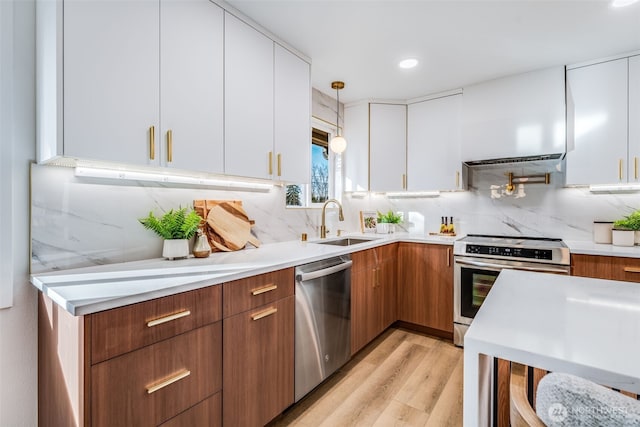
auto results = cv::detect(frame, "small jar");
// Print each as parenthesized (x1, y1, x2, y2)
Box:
(193, 229, 211, 258)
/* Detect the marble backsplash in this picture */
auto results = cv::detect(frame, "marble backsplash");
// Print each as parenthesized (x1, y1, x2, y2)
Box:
(31, 162, 640, 273)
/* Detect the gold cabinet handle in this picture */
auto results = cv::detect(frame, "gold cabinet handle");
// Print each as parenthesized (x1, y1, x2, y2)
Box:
(456, 171, 460, 189)
(447, 248, 451, 267)
(402, 174, 407, 190)
(375, 267, 380, 288)
(619, 159, 624, 181)
(252, 307, 277, 321)
(635, 157, 638, 180)
(277, 153, 282, 177)
(268, 151, 273, 175)
(149, 126, 155, 160)
(624, 267, 640, 274)
(146, 369, 190, 394)
(146, 310, 191, 327)
(251, 284, 277, 296)
(167, 130, 173, 163)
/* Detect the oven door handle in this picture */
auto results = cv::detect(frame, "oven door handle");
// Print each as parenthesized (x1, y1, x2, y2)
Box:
(455, 259, 569, 274)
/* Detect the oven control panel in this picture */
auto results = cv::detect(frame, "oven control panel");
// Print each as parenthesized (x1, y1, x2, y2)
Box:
(465, 244, 553, 260)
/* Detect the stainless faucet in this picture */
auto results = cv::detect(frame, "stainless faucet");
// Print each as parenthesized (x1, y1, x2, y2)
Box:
(320, 199, 344, 238)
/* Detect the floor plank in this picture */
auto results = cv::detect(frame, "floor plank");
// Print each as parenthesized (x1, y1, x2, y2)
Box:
(271, 327, 463, 427)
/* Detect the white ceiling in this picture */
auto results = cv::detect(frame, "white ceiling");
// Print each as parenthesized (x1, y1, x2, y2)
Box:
(225, 0, 640, 103)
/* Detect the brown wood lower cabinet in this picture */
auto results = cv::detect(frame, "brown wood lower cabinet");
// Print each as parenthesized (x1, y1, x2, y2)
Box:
(572, 253, 640, 282)
(351, 244, 398, 355)
(397, 242, 453, 335)
(223, 296, 295, 426)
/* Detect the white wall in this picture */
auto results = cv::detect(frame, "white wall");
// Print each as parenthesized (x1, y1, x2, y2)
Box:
(0, 0, 38, 425)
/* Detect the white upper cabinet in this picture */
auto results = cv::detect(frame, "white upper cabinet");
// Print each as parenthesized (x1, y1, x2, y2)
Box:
(565, 58, 629, 185)
(274, 44, 311, 184)
(629, 55, 640, 183)
(407, 94, 462, 191)
(369, 104, 407, 192)
(160, 0, 224, 173)
(344, 102, 370, 192)
(461, 66, 565, 162)
(224, 12, 274, 179)
(63, 0, 160, 166)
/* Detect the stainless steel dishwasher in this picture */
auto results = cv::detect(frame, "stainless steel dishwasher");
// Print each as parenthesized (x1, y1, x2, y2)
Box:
(294, 254, 352, 402)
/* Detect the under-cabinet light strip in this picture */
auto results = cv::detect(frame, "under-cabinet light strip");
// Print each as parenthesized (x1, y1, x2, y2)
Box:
(589, 183, 640, 193)
(74, 166, 273, 191)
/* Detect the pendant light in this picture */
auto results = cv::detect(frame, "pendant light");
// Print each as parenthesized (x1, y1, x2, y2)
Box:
(329, 81, 347, 154)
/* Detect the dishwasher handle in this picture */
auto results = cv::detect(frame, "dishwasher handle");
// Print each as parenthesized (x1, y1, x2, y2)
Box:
(296, 260, 353, 282)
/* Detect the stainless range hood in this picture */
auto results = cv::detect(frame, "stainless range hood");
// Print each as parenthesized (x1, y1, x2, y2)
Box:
(462, 153, 566, 191)
(462, 152, 565, 167)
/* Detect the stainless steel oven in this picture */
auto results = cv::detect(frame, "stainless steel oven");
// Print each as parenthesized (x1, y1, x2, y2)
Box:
(453, 235, 570, 347)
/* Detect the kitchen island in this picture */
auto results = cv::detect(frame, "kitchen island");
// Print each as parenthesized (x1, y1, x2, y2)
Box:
(463, 269, 640, 426)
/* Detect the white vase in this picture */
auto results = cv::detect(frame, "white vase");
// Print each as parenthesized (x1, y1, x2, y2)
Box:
(612, 229, 635, 247)
(162, 239, 189, 260)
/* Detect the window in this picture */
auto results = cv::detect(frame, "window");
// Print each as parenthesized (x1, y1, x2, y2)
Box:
(286, 119, 342, 208)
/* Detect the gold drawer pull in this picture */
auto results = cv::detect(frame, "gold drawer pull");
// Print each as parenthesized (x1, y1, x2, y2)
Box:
(252, 284, 277, 296)
(252, 307, 277, 321)
(624, 267, 640, 274)
(146, 310, 191, 327)
(146, 369, 190, 394)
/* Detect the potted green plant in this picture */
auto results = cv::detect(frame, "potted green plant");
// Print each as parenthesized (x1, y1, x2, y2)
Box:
(612, 209, 640, 247)
(376, 210, 402, 234)
(139, 207, 202, 259)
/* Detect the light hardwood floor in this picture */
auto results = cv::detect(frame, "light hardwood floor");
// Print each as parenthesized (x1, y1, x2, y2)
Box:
(270, 327, 463, 427)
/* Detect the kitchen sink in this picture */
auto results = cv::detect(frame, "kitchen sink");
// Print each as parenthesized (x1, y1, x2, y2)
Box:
(313, 237, 377, 246)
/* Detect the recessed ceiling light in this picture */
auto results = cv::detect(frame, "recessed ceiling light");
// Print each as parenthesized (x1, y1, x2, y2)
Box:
(612, 0, 639, 7)
(398, 58, 418, 69)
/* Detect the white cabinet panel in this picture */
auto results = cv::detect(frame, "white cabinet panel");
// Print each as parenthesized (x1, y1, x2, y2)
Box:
(407, 94, 462, 191)
(274, 44, 310, 184)
(64, 0, 159, 165)
(461, 66, 565, 162)
(224, 12, 274, 179)
(369, 104, 407, 192)
(566, 59, 628, 185)
(344, 103, 369, 192)
(160, 0, 224, 173)
(629, 55, 640, 183)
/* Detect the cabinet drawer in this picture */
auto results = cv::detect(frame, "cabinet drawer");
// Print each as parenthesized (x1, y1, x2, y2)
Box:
(223, 268, 294, 317)
(91, 285, 221, 363)
(159, 391, 221, 427)
(572, 254, 640, 283)
(91, 322, 222, 427)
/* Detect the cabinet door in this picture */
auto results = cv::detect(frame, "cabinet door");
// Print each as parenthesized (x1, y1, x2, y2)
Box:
(461, 66, 565, 162)
(274, 44, 310, 184)
(397, 243, 453, 332)
(64, 0, 159, 166)
(350, 249, 377, 355)
(370, 103, 407, 192)
(407, 94, 462, 191)
(344, 102, 370, 192)
(223, 297, 294, 426)
(224, 13, 274, 179)
(160, 0, 224, 173)
(566, 59, 629, 185)
(629, 55, 640, 183)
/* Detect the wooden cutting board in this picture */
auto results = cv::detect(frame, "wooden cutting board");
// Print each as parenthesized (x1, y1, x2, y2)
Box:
(207, 203, 261, 250)
(194, 199, 254, 252)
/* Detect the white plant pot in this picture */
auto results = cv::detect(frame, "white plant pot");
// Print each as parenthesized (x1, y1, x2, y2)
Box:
(376, 223, 393, 234)
(636, 231, 640, 246)
(612, 229, 635, 247)
(162, 239, 189, 260)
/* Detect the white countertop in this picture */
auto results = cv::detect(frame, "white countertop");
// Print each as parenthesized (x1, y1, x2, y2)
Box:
(463, 269, 640, 426)
(31, 232, 456, 316)
(565, 240, 640, 258)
